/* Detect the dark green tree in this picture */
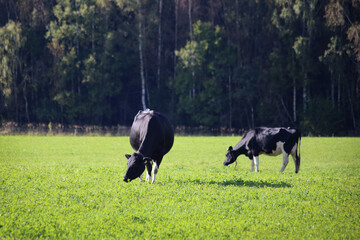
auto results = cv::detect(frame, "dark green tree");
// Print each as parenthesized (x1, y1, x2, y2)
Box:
(0, 20, 24, 122)
(173, 21, 235, 127)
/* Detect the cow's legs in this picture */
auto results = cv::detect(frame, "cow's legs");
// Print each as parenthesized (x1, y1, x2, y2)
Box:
(151, 162, 159, 184)
(280, 152, 289, 172)
(290, 143, 300, 173)
(251, 156, 259, 172)
(291, 152, 300, 173)
(146, 171, 151, 182)
(254, 156, 259, 172)
(145, 161, 152, 182)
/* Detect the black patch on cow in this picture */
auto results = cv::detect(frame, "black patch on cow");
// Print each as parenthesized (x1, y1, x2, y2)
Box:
(123, 109, 174, 182)
(224, 127, 301, 173)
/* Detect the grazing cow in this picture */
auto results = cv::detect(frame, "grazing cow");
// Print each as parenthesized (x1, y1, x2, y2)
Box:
(224, 127, 301, 173)
(123, 109, 174, 183)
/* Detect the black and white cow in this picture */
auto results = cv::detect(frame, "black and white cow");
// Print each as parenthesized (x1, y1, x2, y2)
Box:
(224, 127, 301, 173)
(123, 109, 174, 183)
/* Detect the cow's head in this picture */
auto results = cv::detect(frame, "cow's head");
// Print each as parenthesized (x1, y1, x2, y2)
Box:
(123, 153, 149, 182)
(224, 146, 237, 166)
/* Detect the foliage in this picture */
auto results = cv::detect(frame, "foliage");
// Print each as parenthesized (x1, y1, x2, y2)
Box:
(0, 0, 360, 135)
(300, 97, 344, 136)
(0, 136, 359, 239)
(45, 0, 135, 124)
(0, 21, 23, 97)
(0, 20, 24, 120)
(174, 21, 234, 126)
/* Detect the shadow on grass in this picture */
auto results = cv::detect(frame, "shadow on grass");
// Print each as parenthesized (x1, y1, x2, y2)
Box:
(214, 179, 292, 188)
(178, 178, 292, 188)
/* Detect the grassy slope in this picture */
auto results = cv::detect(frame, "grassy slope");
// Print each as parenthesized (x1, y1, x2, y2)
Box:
(0, 136, 359, 239)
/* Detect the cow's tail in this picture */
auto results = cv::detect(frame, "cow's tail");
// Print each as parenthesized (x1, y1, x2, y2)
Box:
(295, 131, 301, 173)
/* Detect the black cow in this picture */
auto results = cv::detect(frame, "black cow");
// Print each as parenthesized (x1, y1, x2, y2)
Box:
(123, 109, 174, 183)
(224, 127, 301, 173)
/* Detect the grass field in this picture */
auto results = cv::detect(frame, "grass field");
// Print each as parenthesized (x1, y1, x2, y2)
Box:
(0, 136, 359, 239)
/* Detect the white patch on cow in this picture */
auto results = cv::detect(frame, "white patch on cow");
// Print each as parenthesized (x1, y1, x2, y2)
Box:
(291, 152, 296, 168)
(280, 152, 289, 172)
(250, 159, 254, 172)
(290, 143, 297, 155)
(146, 171, 151, 182)
(267, 141, 284, 156)
(290, 142, 298, 171)
(151, 162, 159, 184)
(253, 156, 259, 172)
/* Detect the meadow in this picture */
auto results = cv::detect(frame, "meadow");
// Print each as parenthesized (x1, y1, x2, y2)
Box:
(0, 136, 359, 239)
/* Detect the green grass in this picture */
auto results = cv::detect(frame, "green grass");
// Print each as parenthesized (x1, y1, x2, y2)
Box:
(1, 136, 359, 239)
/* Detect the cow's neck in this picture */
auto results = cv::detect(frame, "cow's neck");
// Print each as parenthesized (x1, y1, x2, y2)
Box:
(232, 143, 247, 158)
(137, 135, 154, 157)
(138, 144, 150, 157)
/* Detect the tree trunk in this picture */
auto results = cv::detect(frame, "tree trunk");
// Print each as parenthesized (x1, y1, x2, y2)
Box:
(13, 67, 19, 122)
(138, 6, 147, 110)
(251, 106, 254, 128)
(209, 0, 215, 26)
(23, 80, 30, 123)
(235, 0, 240, 62)
(293, 78, 297, 122)
(188, 0, 193, 40)
(228, 66, 232, 131)
(157, 0, 163, 89)
(174, 0, 179, 81)
(347, 84, 356, 131)
(280, 96, 293, 124)
(331, 72, 335, 108)
(92, 12, 95, 53)
(303, 74, 307, 113)
(337, 74, 341, 109)
(188, 0, 195, 97)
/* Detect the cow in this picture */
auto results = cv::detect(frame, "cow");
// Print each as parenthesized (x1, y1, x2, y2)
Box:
(123, 109, 174, 183)
(224, 127, 301, 173)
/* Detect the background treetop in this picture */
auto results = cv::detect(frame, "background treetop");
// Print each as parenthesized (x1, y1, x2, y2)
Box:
(0, 0, 359, 136)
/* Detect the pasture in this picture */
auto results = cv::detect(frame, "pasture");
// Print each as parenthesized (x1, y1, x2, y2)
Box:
(0, 136, 359, 239)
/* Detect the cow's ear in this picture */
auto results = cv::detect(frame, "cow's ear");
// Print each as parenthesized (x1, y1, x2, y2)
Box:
(143, 157, 151, 164)
(228, 146, 233, 151)
(125, 154, 131, 159)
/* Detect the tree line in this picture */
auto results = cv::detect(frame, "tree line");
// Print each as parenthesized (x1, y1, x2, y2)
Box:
(0, 0, 359, 136)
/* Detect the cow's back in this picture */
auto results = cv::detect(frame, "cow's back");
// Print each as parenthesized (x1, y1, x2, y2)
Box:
(247, 127, 295, 155)
(129, 109, 174, 156)
(156, 113, 174, 155)
(129, 110, 153, 151)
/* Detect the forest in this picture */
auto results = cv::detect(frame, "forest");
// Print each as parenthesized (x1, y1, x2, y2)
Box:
(0, 0, 359, 136)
